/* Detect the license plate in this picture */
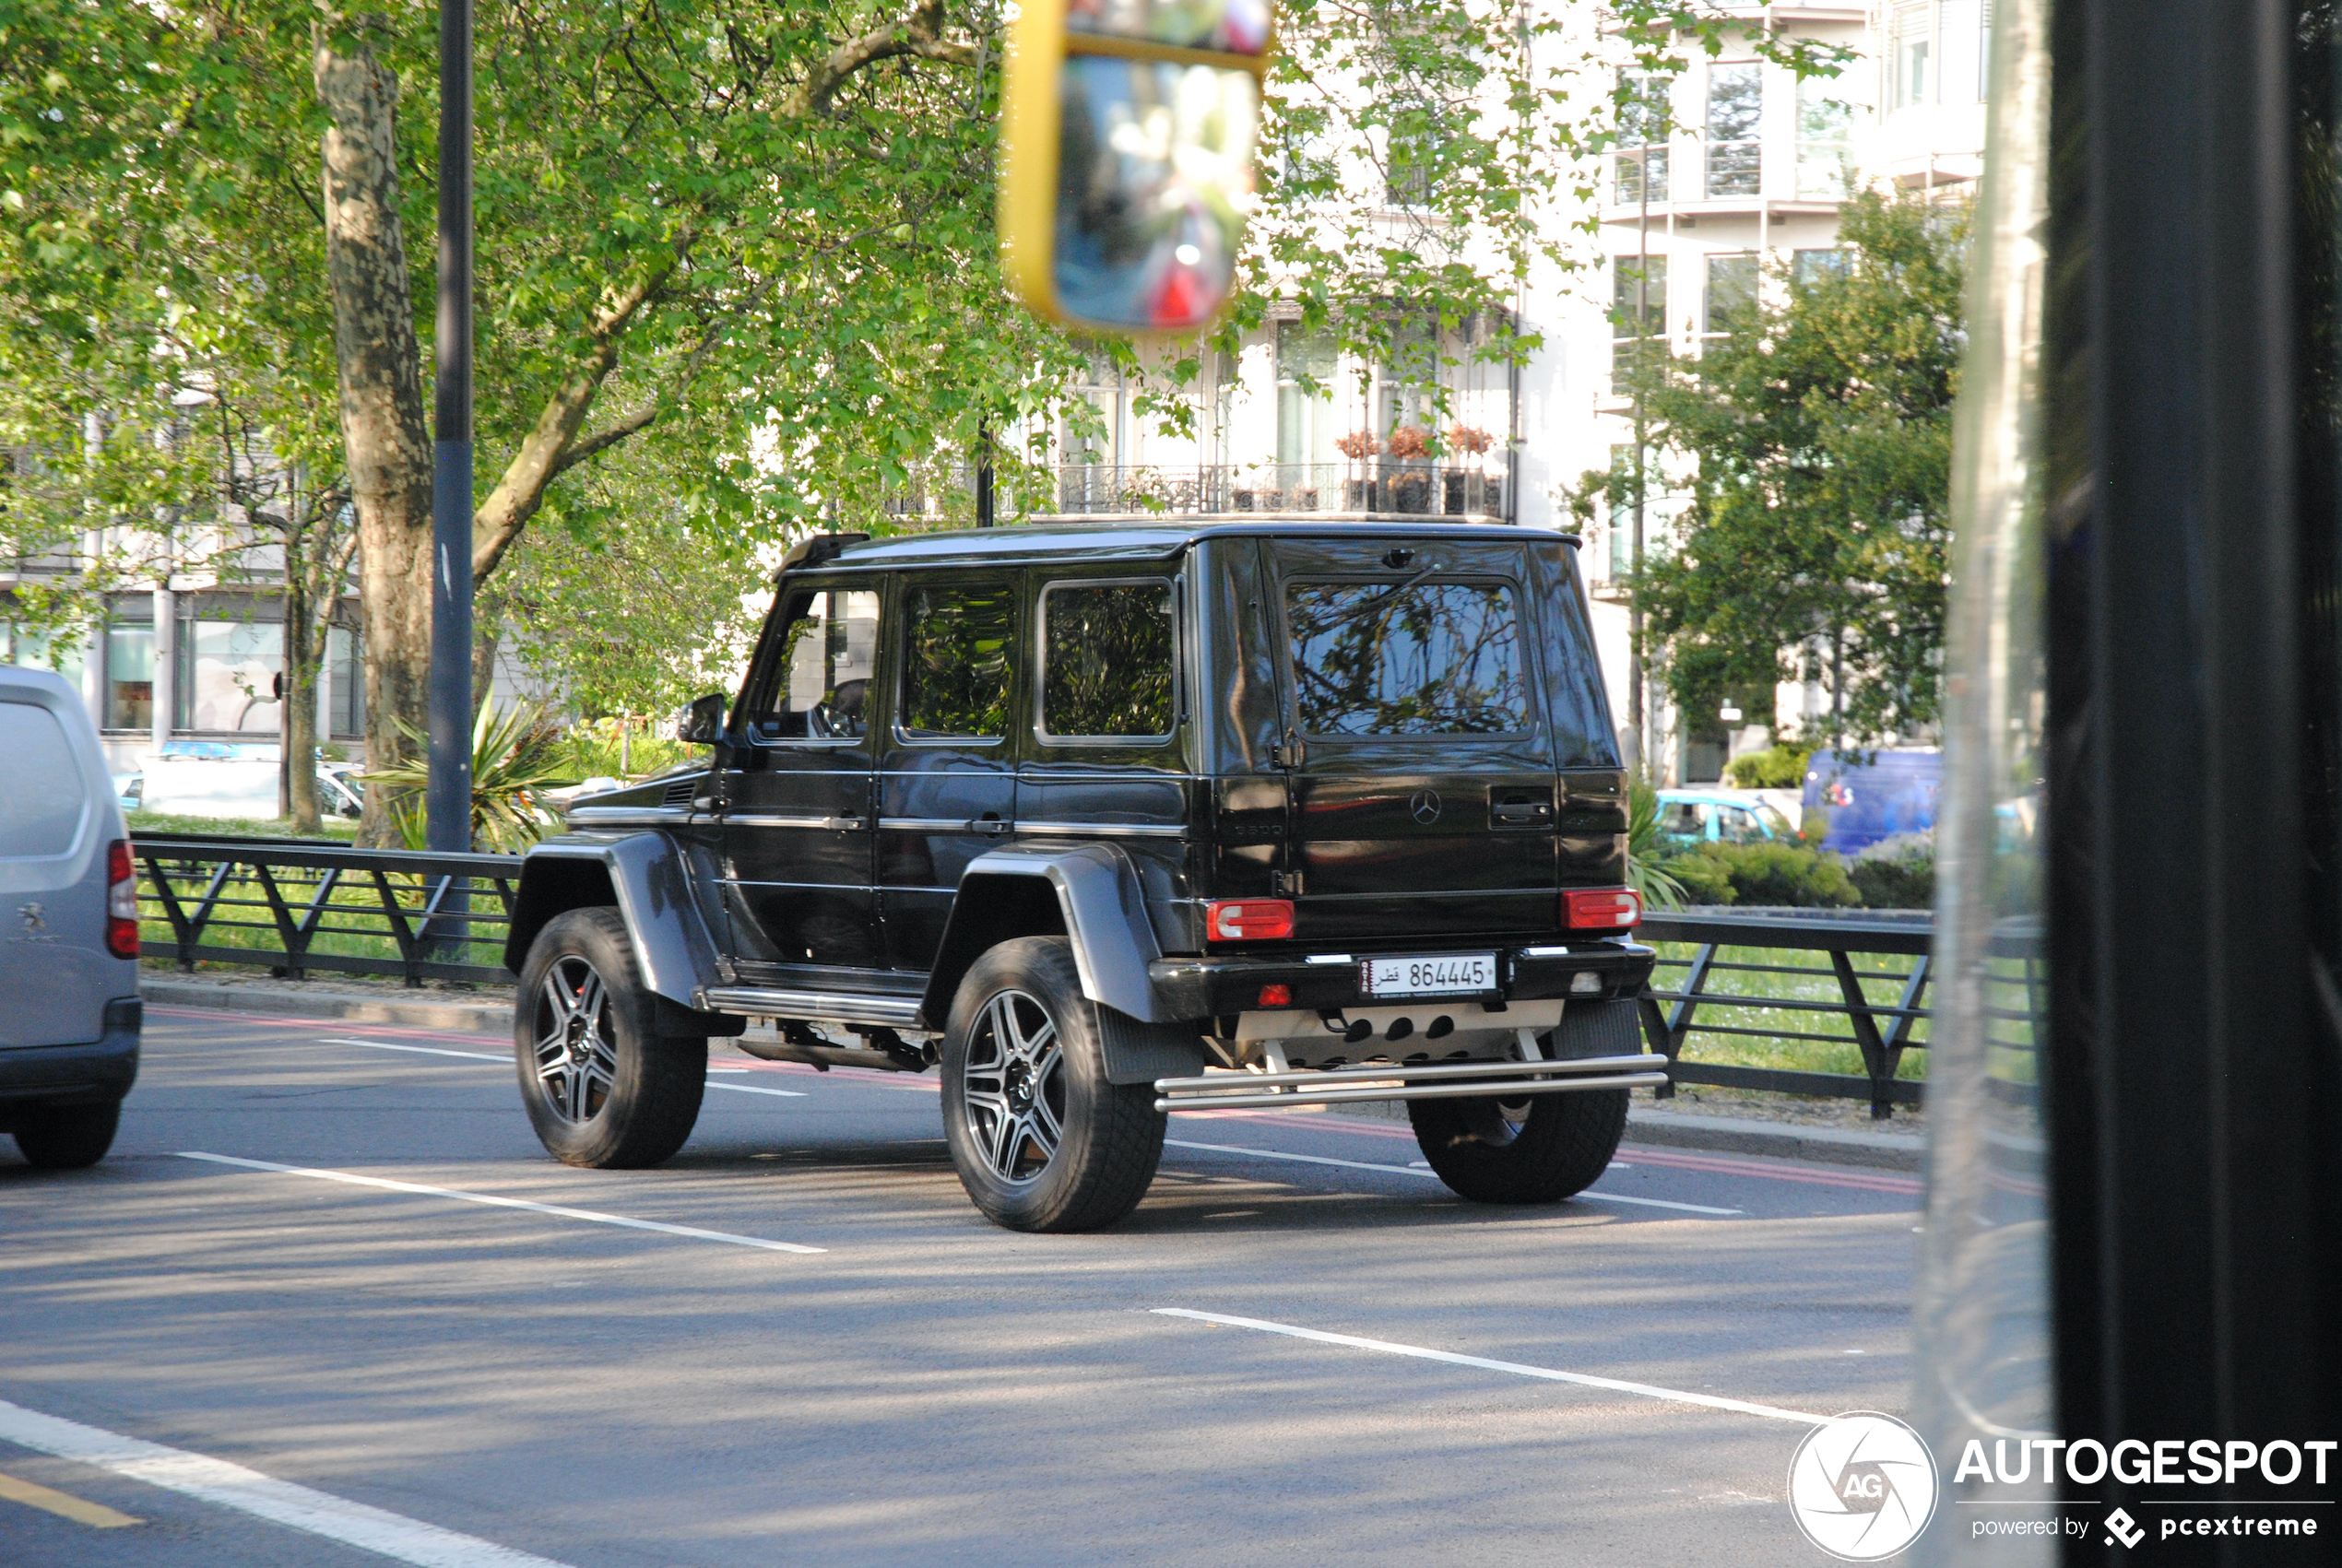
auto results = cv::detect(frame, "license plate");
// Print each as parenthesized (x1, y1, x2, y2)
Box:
(1360, 953, 1497, 998)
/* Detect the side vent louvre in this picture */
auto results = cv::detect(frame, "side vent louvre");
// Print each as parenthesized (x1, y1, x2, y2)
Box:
(662, 778, 699, 808)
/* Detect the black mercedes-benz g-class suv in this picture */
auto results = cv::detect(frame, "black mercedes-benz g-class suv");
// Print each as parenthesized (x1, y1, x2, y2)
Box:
(503, 521, 1663, 1232)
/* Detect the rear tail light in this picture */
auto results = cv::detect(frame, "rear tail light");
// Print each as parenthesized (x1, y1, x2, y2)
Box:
(106, 838, 139, 958)
(1564, 887, 1640, 930)
(1207, 899, 1294, 941)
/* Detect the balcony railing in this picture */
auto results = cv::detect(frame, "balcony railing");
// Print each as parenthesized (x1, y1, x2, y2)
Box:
(1051, 462, 1507, 520)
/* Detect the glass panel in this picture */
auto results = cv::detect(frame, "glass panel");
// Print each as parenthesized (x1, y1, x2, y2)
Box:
(328, 624, 363, 739)
(1053, 57, 1259, 333)
(1, 624, 87, 687)
(1796, 77, 1854, 198)
(1704, 253, 1759, 335)
(1792, 246, 1848, 287)
(1042, 582, 1177, 739)
(1612, 254, 1667, 379)
(1614, 71, 1672, 204)
(1939, 0, 1984, 105)
(1285, 580, 1528, 736)
(743, 590, 880, 741)
(1275, 322, 1336, 466)
(0, 701, 84, 857)
(104, 624, 154, 731)
(1066, 0, 1272, 56)
(900, 584, 1016, 739)
(1705, 64, 1762, 196)
(185, 621, 283, 733)
(1894, 0, 1933, 108)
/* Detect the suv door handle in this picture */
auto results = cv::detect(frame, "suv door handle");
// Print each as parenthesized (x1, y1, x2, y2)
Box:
(1493, 799, 1554, 823)
(834, 810, 869, 832)
(965, 817, 1013, 836)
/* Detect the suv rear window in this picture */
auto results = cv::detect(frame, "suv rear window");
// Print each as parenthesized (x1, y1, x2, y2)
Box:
(0, 701, 87, 857)
(1286, 580, 1529, 736)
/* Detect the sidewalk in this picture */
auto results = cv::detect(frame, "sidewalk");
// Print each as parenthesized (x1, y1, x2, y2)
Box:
(141, 974, 1925, 1173)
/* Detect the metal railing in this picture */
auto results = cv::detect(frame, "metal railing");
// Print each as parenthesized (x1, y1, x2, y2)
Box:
(1638, 909, 2041, 1119)
(132, 833, 518, 985)
(1052, 462, 1506, 519)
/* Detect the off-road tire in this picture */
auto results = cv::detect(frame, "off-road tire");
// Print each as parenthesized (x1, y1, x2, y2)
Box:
(940, 937, 1165, 1232)
(12, 1102, 120, 1169)
(1408, 1088, 1627, 1204)
(515, 907, 706, 1169)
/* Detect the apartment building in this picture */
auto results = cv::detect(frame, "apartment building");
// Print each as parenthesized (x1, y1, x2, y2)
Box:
(1547, 0, 1989, 783)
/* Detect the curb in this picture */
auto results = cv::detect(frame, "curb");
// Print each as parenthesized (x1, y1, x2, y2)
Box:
(1623, 1107, 1923, 1173)
(141, 978, 513, 1036)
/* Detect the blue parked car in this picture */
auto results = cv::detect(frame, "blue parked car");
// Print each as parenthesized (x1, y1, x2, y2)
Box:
(1654, 790, 1797, 849)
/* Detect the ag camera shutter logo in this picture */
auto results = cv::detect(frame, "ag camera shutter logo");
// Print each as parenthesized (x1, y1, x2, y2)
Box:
(1787, 1411, 1941, 1561)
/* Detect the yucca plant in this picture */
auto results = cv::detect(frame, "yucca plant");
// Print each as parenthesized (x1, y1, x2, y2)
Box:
(366, 701, 573, 853)
(1626, 782, 1686, 911)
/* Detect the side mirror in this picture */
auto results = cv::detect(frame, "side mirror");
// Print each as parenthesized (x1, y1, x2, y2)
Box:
(676, 692, 727, 746)
(999, 0, 1272, 336)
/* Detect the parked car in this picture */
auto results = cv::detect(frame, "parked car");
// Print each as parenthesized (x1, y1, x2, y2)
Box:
(1653, 789, 1799, 850)
(503, 523, 1662, 1232)
(0, 666, 141, 1168)
(127, 753, 364, 821)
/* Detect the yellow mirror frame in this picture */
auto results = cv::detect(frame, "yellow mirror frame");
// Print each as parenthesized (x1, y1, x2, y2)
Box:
(999, 0, 1275, 337)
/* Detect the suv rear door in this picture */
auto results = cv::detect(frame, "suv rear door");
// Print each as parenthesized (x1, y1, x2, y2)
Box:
(1264, 536, 1561, 941)
(0, 675, 121, 1047)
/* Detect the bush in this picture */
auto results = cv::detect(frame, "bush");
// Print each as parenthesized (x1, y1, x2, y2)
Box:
(1661, 840, 1863, 908)
(1849, 830, 1936, 910)
(1725, 742, 1815, 790)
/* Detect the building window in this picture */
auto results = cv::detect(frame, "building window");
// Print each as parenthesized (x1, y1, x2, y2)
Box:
(1704, 253, 1760, 337)
(1385, 111, 1440, 208)
(1378, 312, 1440, 442)
(1705, 64, 1762, 197)
(0, 623, 86, 687)
(1612, 254, 1668, 380)
(1614, 72, 1672, 205)
(327, 624, 363, 740)
(1893, 0, 1933, 109)
(1276, 323, 1337, 468)
(1939, 0, 1990, 105)
(1796, 77, 1855, 199)
(1607, 444, 1637, 579)
(1793, 247, 1849, 287)
(182, 620, 282, 734)
(104, 624, 153, 731)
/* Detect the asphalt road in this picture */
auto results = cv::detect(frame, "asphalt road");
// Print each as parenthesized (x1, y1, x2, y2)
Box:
(0, 1004, 1922, 1567)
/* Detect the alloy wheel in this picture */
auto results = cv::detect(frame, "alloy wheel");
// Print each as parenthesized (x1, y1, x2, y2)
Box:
(961, 988, 1065, 1184)
(533, 955, 619, 1124)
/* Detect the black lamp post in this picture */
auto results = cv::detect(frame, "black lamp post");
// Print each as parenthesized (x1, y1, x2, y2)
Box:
(427, 0, 474, 855)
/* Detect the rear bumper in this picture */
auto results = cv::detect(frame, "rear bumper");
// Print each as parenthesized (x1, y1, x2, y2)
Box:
(1153, 1051, 1670, 1113)
(0, 998, 141, 1125)
(1147, 939, 1654, 1020)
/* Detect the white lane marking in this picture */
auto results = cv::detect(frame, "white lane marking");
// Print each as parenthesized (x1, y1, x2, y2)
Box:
(704, 1081, 808, 1099)
(324, 1038, 504, 1063)
(0, 1397, 572, 1567)
(1162, 1140, 1740, 1216)
(1150, 1310, 1827, 1426)
(175, 1153, 825, 1255)
(325, 1039, 804, 1097)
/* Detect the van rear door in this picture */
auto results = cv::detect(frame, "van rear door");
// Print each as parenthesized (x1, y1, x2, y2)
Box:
(1264, 536, 1562, 942)
(0, 677, 119, 1047)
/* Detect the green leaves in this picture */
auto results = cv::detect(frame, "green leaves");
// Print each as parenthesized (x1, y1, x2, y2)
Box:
(1602, 190, 1967, 749)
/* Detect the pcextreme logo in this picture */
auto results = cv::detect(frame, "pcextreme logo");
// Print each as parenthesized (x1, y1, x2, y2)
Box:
(1788, 1412, 1942, 1562)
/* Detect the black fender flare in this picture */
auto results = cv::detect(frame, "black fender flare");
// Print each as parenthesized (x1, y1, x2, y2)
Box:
(921, 843, 1207, 1085)
(504, 832, 744, 1038)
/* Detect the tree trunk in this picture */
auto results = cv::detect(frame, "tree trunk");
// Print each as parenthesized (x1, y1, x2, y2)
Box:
(315, 29, 433, 848)
(283, 565, 322, 835)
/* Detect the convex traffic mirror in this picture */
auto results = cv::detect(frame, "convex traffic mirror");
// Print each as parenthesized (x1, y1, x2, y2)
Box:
(999, 0, 1272, 335)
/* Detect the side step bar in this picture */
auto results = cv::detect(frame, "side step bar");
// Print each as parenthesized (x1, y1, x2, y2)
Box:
(699, 985, 925, 1030)
(1153, 1053, 1669, 1113)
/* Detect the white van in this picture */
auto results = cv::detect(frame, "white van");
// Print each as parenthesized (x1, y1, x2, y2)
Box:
(0, 667, 141, 1167)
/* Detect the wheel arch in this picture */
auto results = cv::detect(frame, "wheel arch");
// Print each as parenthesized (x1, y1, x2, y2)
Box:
(921, 843, 1173, 1030)
(506, 833, 743, 1037)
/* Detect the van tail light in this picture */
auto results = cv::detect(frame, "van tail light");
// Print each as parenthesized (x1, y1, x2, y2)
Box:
(1207, 899, 1295, 941)
(106, 838, 140, 958)
(1564, 887, 1640, 930)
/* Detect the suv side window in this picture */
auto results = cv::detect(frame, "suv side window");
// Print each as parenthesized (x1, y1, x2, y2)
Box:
(739, 587, 881, 742)
(900, 582, 1016, 740)
(1036, 578, 1177, 742)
